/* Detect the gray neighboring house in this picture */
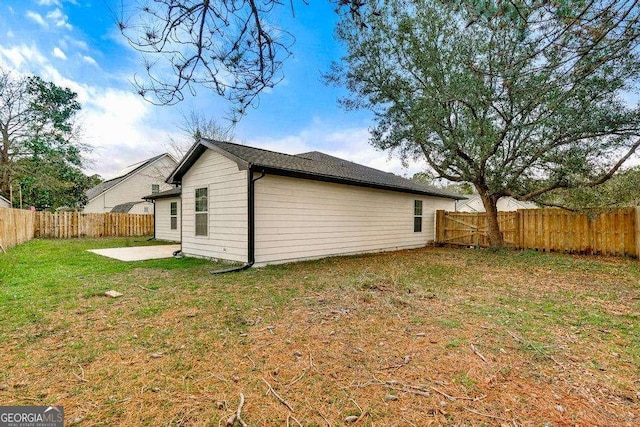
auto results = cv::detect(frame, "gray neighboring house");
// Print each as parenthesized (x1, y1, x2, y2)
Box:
(0, 194, 10, 209)
(84, 153, 177, 214)
(151, 139, 464, 267)
(455, 194, 538, 212)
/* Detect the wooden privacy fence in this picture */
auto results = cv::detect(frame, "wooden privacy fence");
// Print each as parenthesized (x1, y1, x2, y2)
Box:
(0, 208, 36, 251)
(35, 212, 154, 238)
(436, 208, 640, 258)
(0, 208, 154, 251)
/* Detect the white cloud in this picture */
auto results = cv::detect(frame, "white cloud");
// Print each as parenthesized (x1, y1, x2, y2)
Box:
(33, 64, 175, 177)
(81, 90, 179, 177)
(64, 36, 88, 51)
(26, 11, 48, 28)
(0, 40, 174, 178)
(0, 44, 48, 70)
(82, 55, 98, 66)
(52, 47, 67, 60)
(37, 0, 61, 6)
(46, 8, 72, 30)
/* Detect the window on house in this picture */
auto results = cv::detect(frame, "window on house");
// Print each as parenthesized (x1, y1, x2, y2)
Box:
(151, 184, 160, 194)
(170, 201, 178, 230)
(195, 188, 208, 236)
(414, 200, 423, 232)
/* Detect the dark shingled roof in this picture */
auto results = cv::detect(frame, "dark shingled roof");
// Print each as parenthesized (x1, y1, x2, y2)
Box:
(110, 201, 145, 213)
(169, 139, 465, 200)
(142, 187, 182, 200)
(86, 153, 169, 201)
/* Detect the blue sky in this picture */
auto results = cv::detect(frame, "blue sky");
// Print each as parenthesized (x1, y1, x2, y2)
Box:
(0, 0, 424, 179)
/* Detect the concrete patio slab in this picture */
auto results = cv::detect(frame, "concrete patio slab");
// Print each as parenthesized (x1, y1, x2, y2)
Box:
(88, 244, 181, 261)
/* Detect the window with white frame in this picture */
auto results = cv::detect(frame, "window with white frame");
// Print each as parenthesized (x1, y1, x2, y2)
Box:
(414, 200, 423, 232)
(170, 201, 178, 230)
(151, 184, 160, 194)
(195, 188, 208, 236)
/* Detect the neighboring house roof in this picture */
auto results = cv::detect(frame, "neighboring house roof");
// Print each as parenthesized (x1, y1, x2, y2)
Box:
(168, 139, 465, 200)
(455, 194, 538, 212)
(110, 201, 147, 213)
(86, 153, 175, 201)
(142, 187, 182, 201)
(0, 194, 10, 205)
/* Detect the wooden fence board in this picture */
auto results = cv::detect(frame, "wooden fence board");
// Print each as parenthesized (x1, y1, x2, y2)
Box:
(34, 212, 153, 238)
(0, 208, 36, 250)
(0, 209, 153, 250)
(436, 208, 640, 258)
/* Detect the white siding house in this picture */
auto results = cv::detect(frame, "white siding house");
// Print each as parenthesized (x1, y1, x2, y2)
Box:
(164, 139, 463, 266)
(254, 175, 454, 265)
(456, 194, 538, 212)
(155, 198, 181, 242)
(180, 149, 248, 261)
(0, 194, 10, 209)
(84, 153, 177, 213)
(143, 187, 182, 242)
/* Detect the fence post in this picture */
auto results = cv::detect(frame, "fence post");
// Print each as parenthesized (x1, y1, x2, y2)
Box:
(435, 210, 445, 243)
(635, 207, 640, 259)
(515, 210, 521, 249)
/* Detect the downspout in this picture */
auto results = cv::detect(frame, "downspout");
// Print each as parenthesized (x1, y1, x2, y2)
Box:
(173, 189, 184, 257)
(148, 199, 156, 241)
(211, 167, 265, 274)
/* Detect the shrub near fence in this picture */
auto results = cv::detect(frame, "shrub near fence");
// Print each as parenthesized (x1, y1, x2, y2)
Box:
(0, 208, 154, 251)
(436, 208, 640, 258)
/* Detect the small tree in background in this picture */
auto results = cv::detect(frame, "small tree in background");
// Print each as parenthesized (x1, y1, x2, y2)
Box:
(165, 110, 236, 161)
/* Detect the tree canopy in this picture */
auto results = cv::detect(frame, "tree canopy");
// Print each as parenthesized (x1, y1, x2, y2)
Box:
(541, 166, 640, 211)
(330, 0, 640, 246)
(0, 68, 95, 210)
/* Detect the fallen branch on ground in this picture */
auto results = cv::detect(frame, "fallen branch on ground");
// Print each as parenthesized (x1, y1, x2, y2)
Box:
(349, 376, 431, 398)
(226, 393, 248, 427)
(507, 330, 564, 368)
(287, 353, 314, 387)
(286, 414, 302, 427)
(463, 407, 509, 421)
(73, 364, 88, 382)
(430, 386, 485, 402)
(471, 344, 487, 362)
(316, 410, 331, 426)
(262, 378, 294, 412)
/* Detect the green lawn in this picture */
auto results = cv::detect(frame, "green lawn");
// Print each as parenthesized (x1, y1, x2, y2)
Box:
(0, 238, 639, 425)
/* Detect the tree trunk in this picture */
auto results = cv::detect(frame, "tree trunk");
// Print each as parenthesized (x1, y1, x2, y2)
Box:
(0, 130, 10, 197)
(478, 190, 503, 248)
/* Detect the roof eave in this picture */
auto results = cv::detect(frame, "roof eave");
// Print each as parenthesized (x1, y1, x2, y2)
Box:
(252, 165, 465, 200)
(142, 191, 182, 201)
(167, 138, 250, 184)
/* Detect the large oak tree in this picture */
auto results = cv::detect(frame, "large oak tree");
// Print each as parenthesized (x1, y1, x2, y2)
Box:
(329, 0, 640, 246)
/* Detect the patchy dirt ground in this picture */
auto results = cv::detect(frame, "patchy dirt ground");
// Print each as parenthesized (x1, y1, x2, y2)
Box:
(1, 244, 639, 425)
